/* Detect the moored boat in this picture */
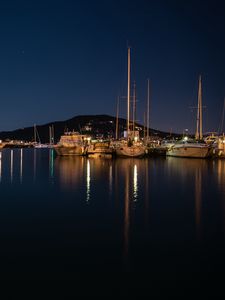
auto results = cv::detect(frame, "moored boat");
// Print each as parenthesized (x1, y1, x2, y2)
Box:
(115, 47, 146, 158)
(87, 140, 114, 158)
(166, 140, 210, 158)
(115, 140, 146, 158)
(54, 131, 89, 156)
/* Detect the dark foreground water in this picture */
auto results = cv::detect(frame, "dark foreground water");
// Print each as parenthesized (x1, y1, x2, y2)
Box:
(0, 148, 225, 294)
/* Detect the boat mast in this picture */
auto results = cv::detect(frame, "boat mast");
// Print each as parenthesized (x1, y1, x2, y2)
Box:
(132, 81, 136, 133)
(195, 75, 202, 140)
(49, 126, 52, 145)
(127, 47, 131, 139)
(143, 112, 146, 139)
(147, 79, 150, 140)
(116, 96, 119, 140)
(199, 76, 203, 140)
(51, 125, 54, 144)
(34, 124, 37, 143)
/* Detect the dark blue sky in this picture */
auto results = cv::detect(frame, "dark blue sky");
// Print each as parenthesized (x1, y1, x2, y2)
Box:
(0, 0, 225, 134)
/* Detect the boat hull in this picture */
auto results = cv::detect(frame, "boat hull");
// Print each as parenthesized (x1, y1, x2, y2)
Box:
(87, 143, 114, 158)
(166, 145, 210, 158)
(54, 146, 86, 156)
(116, 145, 146, 158)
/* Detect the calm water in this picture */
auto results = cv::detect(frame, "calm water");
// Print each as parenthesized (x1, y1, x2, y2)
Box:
(0, 148, 225, 293)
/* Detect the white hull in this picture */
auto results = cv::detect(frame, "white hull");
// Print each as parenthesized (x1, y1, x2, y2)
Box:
(166, 144, 210, 158)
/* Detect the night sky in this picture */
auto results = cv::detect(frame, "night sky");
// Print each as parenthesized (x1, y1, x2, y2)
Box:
(0, 0, 225, 134)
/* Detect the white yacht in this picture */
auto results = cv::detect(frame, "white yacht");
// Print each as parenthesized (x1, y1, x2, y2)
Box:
(166, 76, 210, 158)
(166, 138, 210, 158)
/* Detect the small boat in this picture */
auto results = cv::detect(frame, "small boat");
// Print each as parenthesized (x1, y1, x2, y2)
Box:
(87, 141, 114, 158)
(33, 124, 49, 148)
(54, 131, 89, 156)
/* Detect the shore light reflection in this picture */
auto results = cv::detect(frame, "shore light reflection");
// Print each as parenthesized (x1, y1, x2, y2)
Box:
(124, 171, 130, 265)
(195, 167, 202, 240)
(109, 164, 112, 196)
(133, 164, 138, 201)
(86, 159, 90, 202)
(33, 149, 36, 181)
(20, 148, 23, 183)
(0, 151, 2, 182)
(49, 148, 54, 180)
(10, 150, 13, 183)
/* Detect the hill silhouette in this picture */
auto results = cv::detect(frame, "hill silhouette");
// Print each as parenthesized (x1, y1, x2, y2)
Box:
(0, 114, 173, 143)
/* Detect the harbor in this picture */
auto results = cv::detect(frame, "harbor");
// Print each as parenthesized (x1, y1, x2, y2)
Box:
(0, 147, 224, 295)
(0, 0, 225, 295)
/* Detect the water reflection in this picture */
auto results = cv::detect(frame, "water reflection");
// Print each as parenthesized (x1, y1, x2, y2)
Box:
(109, 164, 112, 197)
(144, 159, 150, 227)
(0, 151, 2, 182)
(166, 157, 207, 239)
(133, 164, 138, 202)
(114, 158, 142, 267)
(49, 149, 54, 180)
(54, 156, 85, 189)
(20, 149, 23, 183)
(124, 169, 130, 266)
(214, 159, 225, 234)
(195, 167, 202, 240)
(86, 159, 90, 202)
(33, 149, 36, 181)
(10, 150, 13, 183)
(217, 159, 225, 188)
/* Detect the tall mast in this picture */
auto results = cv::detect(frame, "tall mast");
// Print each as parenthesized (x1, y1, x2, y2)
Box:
(199, 76, 203, 140)
(195, 75, 202, 140)
(49, 126, 52, 145)
(147, 79, 150, 140)
(143, 112, 146, 140)
(52, 125, 54, 144)
(116, 96, 119, 140)
(127, 47, 131, 138)
(132, 81, 136, 133)
(34, 124, 37, 143)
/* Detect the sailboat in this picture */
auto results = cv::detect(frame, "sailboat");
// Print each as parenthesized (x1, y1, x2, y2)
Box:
(33, 124, 49, 148)
(167, 76, 210, 158)
(115, 47, 146, 158)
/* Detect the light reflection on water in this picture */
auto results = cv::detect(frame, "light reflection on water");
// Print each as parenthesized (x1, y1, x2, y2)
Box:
(0, 148, 225, 285)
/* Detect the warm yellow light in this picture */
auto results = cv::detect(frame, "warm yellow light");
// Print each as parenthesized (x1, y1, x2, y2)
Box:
(133, 164, 138, 201)
(86, 160, 90, 202)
